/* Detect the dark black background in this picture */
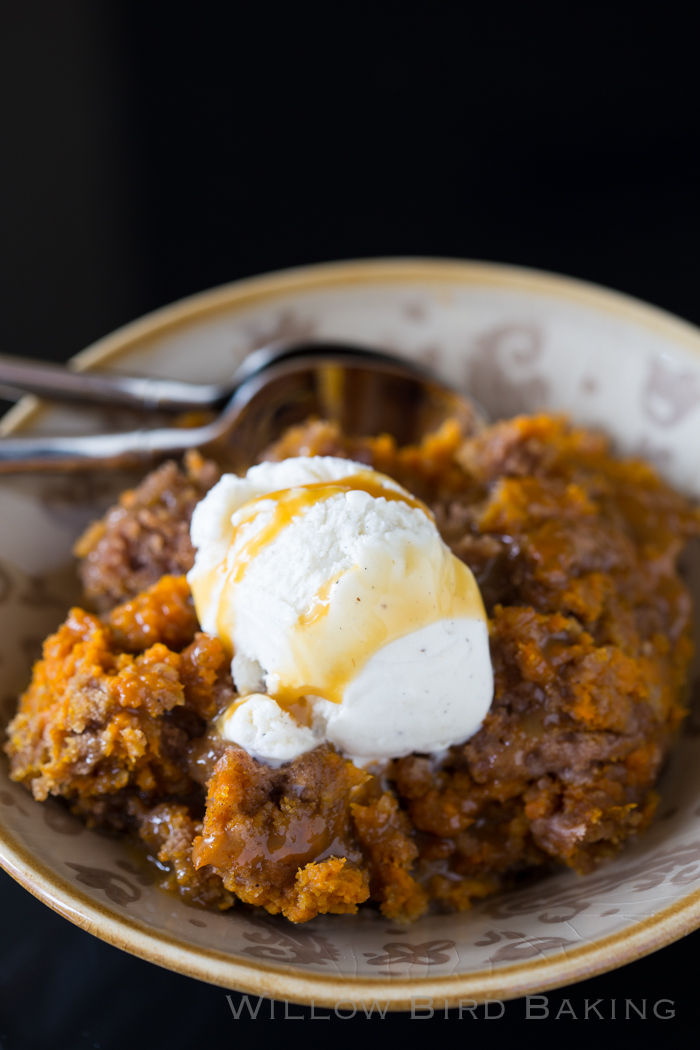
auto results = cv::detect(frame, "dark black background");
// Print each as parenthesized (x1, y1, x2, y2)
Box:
(1, 3, 699, 1046)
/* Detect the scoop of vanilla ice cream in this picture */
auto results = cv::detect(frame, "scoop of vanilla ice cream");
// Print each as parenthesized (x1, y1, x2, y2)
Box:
(188, 456, 493, 765)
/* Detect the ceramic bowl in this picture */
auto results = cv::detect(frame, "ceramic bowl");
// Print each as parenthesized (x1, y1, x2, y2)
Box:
(2, 259, 700, 1009)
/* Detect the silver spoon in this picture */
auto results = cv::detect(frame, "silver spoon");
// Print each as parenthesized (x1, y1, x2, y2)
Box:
(0, 343, 486, 472)
(0, 342, 417, 412)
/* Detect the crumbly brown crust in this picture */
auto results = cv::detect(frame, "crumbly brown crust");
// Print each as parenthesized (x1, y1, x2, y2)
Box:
(5, 414, 699, 922)
(74, 450, 220, 611)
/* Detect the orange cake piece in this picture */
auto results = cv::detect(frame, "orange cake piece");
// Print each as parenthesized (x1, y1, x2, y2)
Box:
(352, 792, 429, 922)
(192, 745, 373, 922)
(137, 801, 234, 911)
(107, 574, 199, 652)
(4, 579, 234, 803)
(289, 857, 370, 923)
(191, 743, 435, 923)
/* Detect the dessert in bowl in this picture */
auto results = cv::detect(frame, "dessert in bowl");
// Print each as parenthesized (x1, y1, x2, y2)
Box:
(1, 259, 700, 1007)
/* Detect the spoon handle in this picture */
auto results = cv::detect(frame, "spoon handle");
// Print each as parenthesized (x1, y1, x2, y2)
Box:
(0, 425, 209, 472)
(0, 353, 227, 411)
(0, 343, 409, 412)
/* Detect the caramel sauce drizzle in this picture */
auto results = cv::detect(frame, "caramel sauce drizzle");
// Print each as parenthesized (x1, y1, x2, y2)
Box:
(224, 473, 430, 587)
(191, 471, 486, 718)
